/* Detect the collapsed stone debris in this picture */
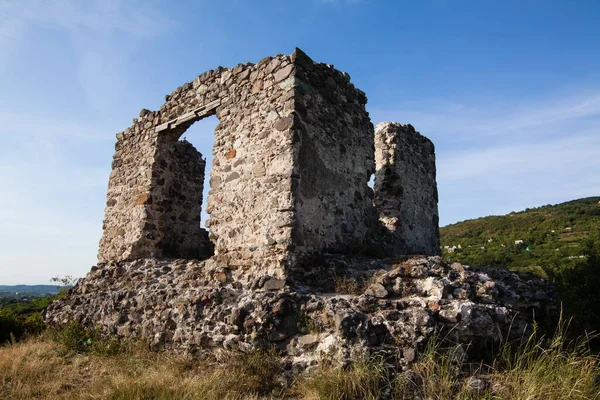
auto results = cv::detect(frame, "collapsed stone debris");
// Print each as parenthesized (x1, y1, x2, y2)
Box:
(46, 48, 556, 370)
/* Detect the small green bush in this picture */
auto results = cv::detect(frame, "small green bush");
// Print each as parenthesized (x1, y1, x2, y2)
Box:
(0, 295, 56, 344)
(52, 321, 122, 355)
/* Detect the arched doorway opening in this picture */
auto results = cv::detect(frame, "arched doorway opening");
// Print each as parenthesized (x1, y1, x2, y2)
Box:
(151, 113, 219, 260)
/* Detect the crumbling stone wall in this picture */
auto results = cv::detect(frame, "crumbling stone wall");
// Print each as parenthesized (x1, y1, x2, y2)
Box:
(291, 50, 377, 257)
(99, 54, 300, 277)
(202, 56, 301, 277)
(100, 115, 156, 262)
(98, 49, 382, 277)
(374, 122, 440, 255)
(46, 255, 557, 368)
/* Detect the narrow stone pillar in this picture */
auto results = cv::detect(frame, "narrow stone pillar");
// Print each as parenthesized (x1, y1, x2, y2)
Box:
(373, 122, 440, 255)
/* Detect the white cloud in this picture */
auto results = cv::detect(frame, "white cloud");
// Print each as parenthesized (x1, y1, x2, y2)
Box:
(369, 90, 600, 226)
(370, 92, 600, 145)
(437, 135, 600, 182)
(0, 110, 115, 141)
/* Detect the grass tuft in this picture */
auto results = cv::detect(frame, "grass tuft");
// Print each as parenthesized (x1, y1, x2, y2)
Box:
(301, 357, 390, 400)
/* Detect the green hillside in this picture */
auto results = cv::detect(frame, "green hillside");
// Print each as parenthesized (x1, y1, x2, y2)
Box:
(440, 196, 600, 275)
(441, 196, 600, 333)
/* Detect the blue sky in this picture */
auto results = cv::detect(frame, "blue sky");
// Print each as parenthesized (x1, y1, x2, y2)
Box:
(0, 0, 598, 284)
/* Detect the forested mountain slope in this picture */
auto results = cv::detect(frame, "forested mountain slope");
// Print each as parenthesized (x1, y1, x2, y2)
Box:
(440, 197, 600, 273)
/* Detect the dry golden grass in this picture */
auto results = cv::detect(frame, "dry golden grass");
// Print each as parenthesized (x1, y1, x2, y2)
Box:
(0, 334, 285, 399)
(1, 321, 599, 400)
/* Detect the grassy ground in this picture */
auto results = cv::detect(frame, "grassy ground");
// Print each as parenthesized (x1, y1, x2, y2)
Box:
(1, 320, 599, 400)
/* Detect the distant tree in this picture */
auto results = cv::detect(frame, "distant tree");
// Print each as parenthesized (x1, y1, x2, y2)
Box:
(50, 275, 76, 291)
(543, 239, 600, 334)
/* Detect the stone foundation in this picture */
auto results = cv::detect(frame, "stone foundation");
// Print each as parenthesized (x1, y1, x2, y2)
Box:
(46, 256, 557, 368)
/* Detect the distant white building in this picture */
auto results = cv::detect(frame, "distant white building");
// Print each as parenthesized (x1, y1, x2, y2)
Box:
(515, 240, 524, 244)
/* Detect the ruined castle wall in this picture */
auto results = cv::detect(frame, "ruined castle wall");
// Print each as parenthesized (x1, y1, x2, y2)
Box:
(100, 49, 439, 275)
(98, 117, 157, 263)
(373, 122, 440, 255)
(206, 55, 298, 276)
(290, 50, 377, 256)
(98, 54, 300, 276)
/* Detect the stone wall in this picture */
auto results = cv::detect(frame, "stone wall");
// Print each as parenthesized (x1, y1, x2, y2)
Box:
(291, 50, 377, 258)
(374, 122, 440, 255)
(200, 54, 298, 278)
(98, 48, 390, 276)
(98, 54, 301, 275)
(99, 114, 156, 262)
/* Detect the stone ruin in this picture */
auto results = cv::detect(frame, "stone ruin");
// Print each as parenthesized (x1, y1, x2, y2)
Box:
(46, 49, 556, 370)
(97, 48, 439, 276)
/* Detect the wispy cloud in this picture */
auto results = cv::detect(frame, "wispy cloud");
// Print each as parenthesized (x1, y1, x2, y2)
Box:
(438, 134, 600, 182)
(370, 90, 600, 225)
(0, 0, 174, 38)
(0, 146, 109, 284)
(0, 0, 176, 109)
(0, 110, 115, 141)
(0, 0, 176, 284)
(371, 92, 600, 145)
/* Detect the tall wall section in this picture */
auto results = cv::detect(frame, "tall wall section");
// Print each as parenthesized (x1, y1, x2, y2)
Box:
(290, 50, 377, 257)
(98, 54, 301, 277)
(205, 55, 298, 276)
(99, 48, 381, 273)
(373, 122, 440, 255)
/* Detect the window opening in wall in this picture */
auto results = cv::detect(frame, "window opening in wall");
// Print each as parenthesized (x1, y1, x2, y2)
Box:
(180, 114, 219, 233)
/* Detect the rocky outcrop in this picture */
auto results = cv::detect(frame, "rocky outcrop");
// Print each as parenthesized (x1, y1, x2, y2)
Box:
(46, 256, 557, 369)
